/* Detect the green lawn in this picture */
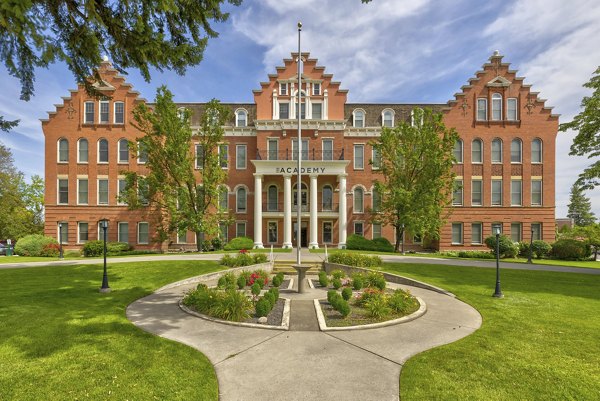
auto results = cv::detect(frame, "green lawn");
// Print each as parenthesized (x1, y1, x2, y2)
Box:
(382, 263, 600, 400)
(0, 260, 224, 400)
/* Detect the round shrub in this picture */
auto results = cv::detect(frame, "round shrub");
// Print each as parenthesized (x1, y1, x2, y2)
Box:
(40, 243, 60, 257)
(255, 297, 272, 318)
(211, 236, 224, 251)
(252, 253, 268, 264)
(332, 277, 342, 290)
(484, 235, 519, 258)
(366, 272, 386, 290)
(352, 275, 364, 290)
(82, 240, 105, 257)
(271, 275, 282, 287)
(335, 299, 351, 318)
(196, 283, 208, 291)
(341, 287, 353, 301)
(327, 290, 338, 304)
(269, 287, 279, 301)
(372, 237, 394, 252)
(346, 234, 373, 250)
(318, 271, 329, 287)
(223, 237, 254, 250)
(106, 241, 131, 255)
(237, 275, 247, 290)
(331, 269, 345, 280)
(263, 291, 276, 308)
(532, 240, 552, 259)
(551, 239, 591, 260)
(330, 293, 343, 310)
(251, 283, 262, 296)
(14, 235, 59, 257)
(217, 272, 236, 289)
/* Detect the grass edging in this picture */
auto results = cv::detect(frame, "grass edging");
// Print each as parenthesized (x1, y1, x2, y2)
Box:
(323, 262, 455, 297)
(178, 298, 290, 331)
(314, 296, 426, 331)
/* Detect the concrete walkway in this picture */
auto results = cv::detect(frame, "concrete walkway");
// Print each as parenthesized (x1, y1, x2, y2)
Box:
(126, 275, 482, 401)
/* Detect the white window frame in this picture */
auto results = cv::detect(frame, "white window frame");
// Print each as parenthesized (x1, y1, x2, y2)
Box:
(97, 178, 109, 205)
(97, 139, 109, 163)
(58, 221, 69, 244)
(471, 180, 483, 206)
(322, 221, 333, 244)
(177, 230, 187, 244)
(267, 139, 278, 160)
(511, 139, 522, 163)
(491, 138, 502, 163)
(322, 138, 333, 161)
(235, 109, 247, 128)
(511, 222, 522, 242)
(354, 221, 364, 237)
(77, 138, 88, 163)
(476, 98, 487, 121)
(491, 180, 503, 206)
(77, 178, 88, 205)
(137, 222, 149, 244)
(382, 109, 394, 127)
(531, 138, 543, 164)
(491, 93, 502, 121)
(236, 144, 247, 170)
(354, 144, 365, 170)
(372, 147, 381, 170)
(57, 178, 69, 205)
(453, 179, 463, 206)
(99, 100, 110, 124)
(372, 223, 382, 239)
(353, 109, 365, 128)
(236, 222, 246, 238)
(451, 223, 463, 245)
(353, 187, 364, 213)
(511, 180, 522, 206)
(118, 138, 129, 163)
(58, 138, 69, 163)
(507, 98, 517, 121)
(471, 222, 483, 245)
(267, 185, 278, 212)
(137, 141, 148, 164)
(279, 82, 288, 96)
(453, 139, 463, 164)
(78, 222, 89, 244)
(472, 139, 483, 164)
(292, 138, 309, 161)
(219, 186, 229, 211)
(84, 101, 95, 124)
(267, 221, 278, 244)
(118, 222, 129, 244)
(312, 82, 321, 95)
(531, 180, 543, 206)
(311, 102, 323, 120)
(279, 102, 290, 119)
(117, 178, 127, 206)
(114, 101, 125, 124)
(236, 186, 247, 213)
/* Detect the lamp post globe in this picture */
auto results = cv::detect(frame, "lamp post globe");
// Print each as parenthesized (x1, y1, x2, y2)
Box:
(492, 227, 504, 298)
(99, 219, 111, 293)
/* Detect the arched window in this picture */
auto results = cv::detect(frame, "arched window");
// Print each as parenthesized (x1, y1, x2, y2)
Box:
(382, 109, 394, 127)
(235, 109, 247, 127)
(98, 139, 109, 163)
(267, 185, 278, 211)
(531, 138, 542, 163)
(353, 109, 365, 128)
(491, 138, 502, 163)
(511, 138, 522, 163)
(322, 185, 333, 211)
(219, 186, 229, 210)
(372, 187, 381, 212)
(354, 187, 364, 213)
(78, 138, 88, 163)
(472, 139, 483, 163)
(236, 187, 247, 213)
(492, 93, 502, 120)
(293, 183, 308, 210)
(118, 139, 129, 163)
(58, 138, 69, 162)
(453, 139, 463, 163)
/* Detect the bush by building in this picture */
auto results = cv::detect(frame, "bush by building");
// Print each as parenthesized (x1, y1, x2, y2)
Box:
(551, 239, 591, 260)
(14, 235, 59, 257)
(223, 237, 254, 250)
(329, 252, 383, 267)
(346, 234, 394, 252)
(484, 235, 519, 258)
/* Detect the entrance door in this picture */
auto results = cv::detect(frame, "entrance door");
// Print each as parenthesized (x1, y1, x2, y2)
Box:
(293, 222, 309, 248)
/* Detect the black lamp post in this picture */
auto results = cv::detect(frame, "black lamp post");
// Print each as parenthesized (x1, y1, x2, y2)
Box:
(492, 227, 503, 298)
(401, 223, 405, 255)
(58, 222, 64, 259)
(527, 228, 534, 264)
(99, 219, 111, 293)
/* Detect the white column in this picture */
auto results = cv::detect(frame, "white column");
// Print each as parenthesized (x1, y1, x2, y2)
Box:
(338, 174, 347, 249)
(283, 174, 293, 248)
(309, 174, 319, 249)
(253, 174, 264, 248)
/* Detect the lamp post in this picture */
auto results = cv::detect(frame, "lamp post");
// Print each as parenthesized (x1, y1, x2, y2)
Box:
(527, 228, 534, 264)
(99, 219, 110, 293)
(401, 223, 405, 255)
(492, 227, 503, 298)
(58, 222, 64, 259)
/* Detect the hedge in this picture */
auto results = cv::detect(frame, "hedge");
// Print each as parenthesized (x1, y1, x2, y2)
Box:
(346, 234, 394, 252)
(14, 235, 59, 257)
(223, 237, 254, 250)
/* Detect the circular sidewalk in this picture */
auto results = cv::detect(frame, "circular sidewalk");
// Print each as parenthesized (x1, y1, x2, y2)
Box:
(126, 275, 482, 401)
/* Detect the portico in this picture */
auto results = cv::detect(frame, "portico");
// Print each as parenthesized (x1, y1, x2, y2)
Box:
(251, 159, 350, 249)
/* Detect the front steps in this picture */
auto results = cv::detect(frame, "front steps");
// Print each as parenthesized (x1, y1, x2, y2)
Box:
(272, 260, 323, 275)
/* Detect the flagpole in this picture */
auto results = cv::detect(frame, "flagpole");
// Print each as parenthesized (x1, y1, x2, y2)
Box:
(296, 21, 302, 265)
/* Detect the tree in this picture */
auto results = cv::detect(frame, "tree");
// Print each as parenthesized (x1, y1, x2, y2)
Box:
(0, 142, 45, 239)
(572, 224, 600, 260)
(567, 183, 596, 226)
(121, 86, 230, 251)
(0, 0, 241, 131)
(370, 108, 459, 252)
(559, 66, 600, 189)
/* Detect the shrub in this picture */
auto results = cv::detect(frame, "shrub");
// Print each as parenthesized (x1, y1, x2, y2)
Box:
(356, 287, 384, 306)
(318, 271, 329, 287)
(346, 234, 394, 252)
(106, 241, 131, 255)
(220, 252, 265, 267)
(372, 237, 395, 252)
(341, 287, 353, 301)
(201, 239, 212, 252)
(263, 291, 276, 308)
(252, 253, 268, 264)
(532, 240, 552, 259)
(251, 283, 262, 296)
(82, 240, 105, 257)
(223, 237, 254, 250)
(183, 287, 222, 315)
(365, 295, 391, 319)
(551, 239, 591, 260)
(217, 272, 236, 290)
(329, 252, 383, 267)
(271, 275, 282, 288)
(327, 290, 338, 304)
(332, 277, 342, 290)
(236, 275, 247, 290)
(484, 235, 519, 258)
(331, 269, 345, 280)
(211, 236, 224, 251)
(388, 289, 418, 314)
(255, 297, 272, 317)
(269, 287, 279, 302)
(14, 235, 59, 257)
(365, 271, 386, 290)
(239, 270, 252, 286)
(196, 283, 208, 291)
(352, 274, 364, 290)
(249, 270, 269, 287)
(334, 298, 351, 318)
(40, 243, 60, 257)
(456, 250, 495, 259)
(211, 290, 251, 321)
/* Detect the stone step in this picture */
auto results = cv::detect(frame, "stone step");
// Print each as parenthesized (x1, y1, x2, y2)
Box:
(272, 261, 323, 274)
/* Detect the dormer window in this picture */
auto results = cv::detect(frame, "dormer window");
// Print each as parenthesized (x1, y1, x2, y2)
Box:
(353, 109, 365, 128)
(313, 83, 321, 95)
(99, 100, 109, 124)
(507, 98, 517, 121)
(84, 102, 95, 124)
(492, 93, 502, 120)
(279, 83, 288, 95)
(382, 109, 394, 127)
(235, 109, 247, 127)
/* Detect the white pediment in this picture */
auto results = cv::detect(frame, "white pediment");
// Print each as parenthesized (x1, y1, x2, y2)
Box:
(486, 76, 512, 87)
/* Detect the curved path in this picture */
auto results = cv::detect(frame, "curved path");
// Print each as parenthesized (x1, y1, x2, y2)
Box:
(127, 276, 481, 401)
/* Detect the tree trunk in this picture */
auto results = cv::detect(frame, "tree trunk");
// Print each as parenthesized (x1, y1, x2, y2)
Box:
(196, 231, 202, 252)
(394, 225, 401, 252)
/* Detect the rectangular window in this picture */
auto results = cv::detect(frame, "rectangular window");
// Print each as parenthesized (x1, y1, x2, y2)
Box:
(137, 142, 148, 164)
(195, 144, 204, 168)
(58, 222, 69, 243)
(268, 139, 278, 160)
(138, 222, 149, 244)
(219, 144, 229, 168)
(372, 148, 381, 169)
(84, 102, 95, 123)
(477, 98, 487, 120)
(492, 140, 502, 163)
(268, 222, 278, 243)
(511, 223, 522, 242)
(323, 222, 333, 243)
(492, 222, 503, 235)
(78, 222, 89, 244)
(295, 102, 306, 120)
(178, 230, 187, 244)
(471, 180, 482, 206)
(322, 139, 333, 161)
(492, 96, 502, 120)
(279, 83, 288, 95)
(118, 179, 127, 205)
(292, 139, 309, 160)
(98, 179, 109, 205)
(507, 98, 517, 121)
(372, 223, 382, 239)
(451, 223, 463, 244)
(311, 103, 322, 119)
(531, 180, 542, 206)
(78, 179, 88, 205)
(219, 223, 228, 242)
(58, 179, 69, 204)
(511, 180, 522, 206)
(413, 234, 422, 244)
(279, 103, 289, 119)
(138, 178, 149, 206)
(99, 100, 109, 124)
(118, 222, 129, 244)
(354, 144, 364, 169)
(471, 223, 483, 244)
(491, 180, 503, 206)
(531, 223, 542, 241)
(236, 144, 247, 169)
(453, 180, 463, 206)
(236, 222, 246, 238)
(313, 83, 321, 95)
(354, 222, 364, 237)
(114, 102, 124, 124)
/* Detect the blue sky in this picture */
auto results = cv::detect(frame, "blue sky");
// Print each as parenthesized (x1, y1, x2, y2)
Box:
(1, 0, 599, 217)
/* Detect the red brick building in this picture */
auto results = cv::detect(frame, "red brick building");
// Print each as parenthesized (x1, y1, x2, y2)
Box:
(42, 51, 558, 251)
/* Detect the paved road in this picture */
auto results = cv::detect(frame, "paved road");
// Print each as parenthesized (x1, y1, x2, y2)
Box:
(127, 275, 482, 401)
